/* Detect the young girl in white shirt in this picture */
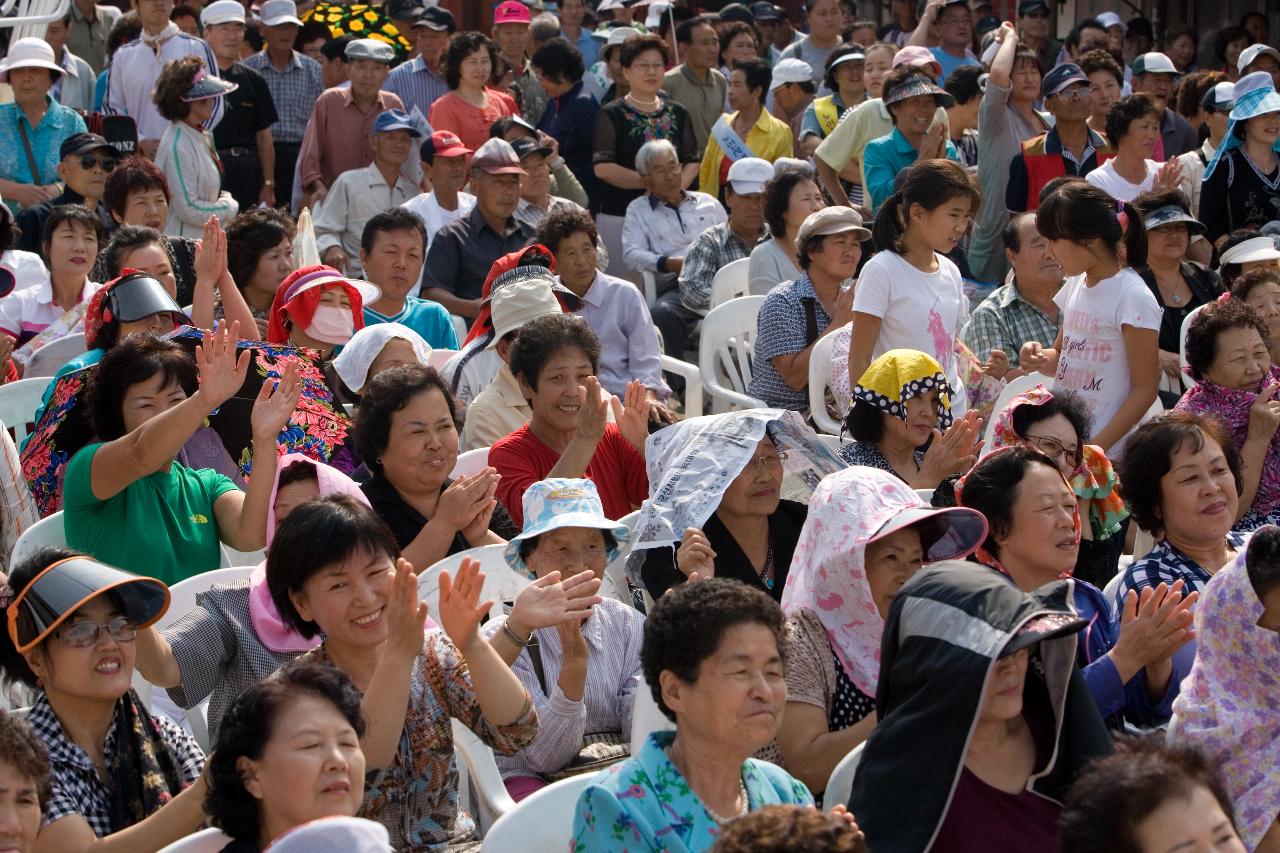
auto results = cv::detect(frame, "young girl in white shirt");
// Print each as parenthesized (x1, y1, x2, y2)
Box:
(848, 158, 980, 417)
(1020, 180, 1162, 458)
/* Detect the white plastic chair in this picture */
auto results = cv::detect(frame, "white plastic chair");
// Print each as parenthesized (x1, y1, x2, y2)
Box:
(452, 717, 517, 832)
(698, 295, 766, 413)
(640, 270, 659, 308)
(823, 743, 866, 808)
(156, 828, 235, 853)
(915, 488, 934, 504)
(980, 372, 1053, 451)
(450, 314, 469, 344)
(1179, 302, 1208, 390)
(629, 673, 675, 756)
(480, 772, 599, 852)
(23, 332, 86, 377)
(429, 348, 458, 371)
(812, 433, 851, 456)
(9, 510, 65, 569)
(416, 544, 529, 615)
(602, 510, 640, 604)
(808, 331, 842, 435)
(451, 446, 490, 479)
(0, 376, 53, 444)
(220, 545, 265, 568)
(661, 354, 703, 418)
(709, 257, 751, 309)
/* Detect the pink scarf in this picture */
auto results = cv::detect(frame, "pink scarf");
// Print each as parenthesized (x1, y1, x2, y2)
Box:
(248, 454, 370, 652)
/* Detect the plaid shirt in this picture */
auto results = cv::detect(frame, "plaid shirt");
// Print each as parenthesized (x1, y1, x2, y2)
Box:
(677, 221, 767, 314)
(960, 278, 1062, 365)
(1112, 534, 1249, 617)
(385, 55, 449, 120)
(23, 692, 204, 837)
(242, 50, 323, 143)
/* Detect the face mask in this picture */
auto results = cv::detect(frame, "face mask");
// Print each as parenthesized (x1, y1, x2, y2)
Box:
(304, 304, 354, 344)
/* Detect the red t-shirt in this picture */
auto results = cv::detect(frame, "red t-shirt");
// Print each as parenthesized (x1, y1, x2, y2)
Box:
(489, 422, 648, 528)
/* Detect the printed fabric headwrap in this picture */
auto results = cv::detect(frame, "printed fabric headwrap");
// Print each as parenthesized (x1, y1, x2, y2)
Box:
(1177, 364, 1280, 518)
(83, 271, 129, 350)
(1170, 538, 1280, 850)
(1202, 71, 1280, 182)
(987, 383, 1129, 539)
(267, 265, 368, 345)
(624, 409, 845, 586)
(851, 348, 953, 429)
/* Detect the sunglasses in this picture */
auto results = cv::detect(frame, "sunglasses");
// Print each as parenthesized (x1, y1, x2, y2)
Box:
(56, 616, 138, 648)
(78, 154, 118, 172)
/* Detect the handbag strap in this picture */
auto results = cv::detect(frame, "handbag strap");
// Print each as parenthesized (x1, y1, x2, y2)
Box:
(16, 120, 42, 186)
(527, 635, 549, 696)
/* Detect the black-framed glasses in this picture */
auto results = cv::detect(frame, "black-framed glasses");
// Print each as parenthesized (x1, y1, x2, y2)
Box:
(79, 154, 118, 172)
(56, 616, 137, 648)
(1023, 434, 1083, 471)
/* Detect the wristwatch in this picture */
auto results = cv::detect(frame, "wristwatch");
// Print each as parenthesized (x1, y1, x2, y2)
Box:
(263, 180, 275, 187)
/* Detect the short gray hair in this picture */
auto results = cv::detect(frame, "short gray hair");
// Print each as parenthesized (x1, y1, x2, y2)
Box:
(530, 13, 560, 45)
(635, 139, 678, 177)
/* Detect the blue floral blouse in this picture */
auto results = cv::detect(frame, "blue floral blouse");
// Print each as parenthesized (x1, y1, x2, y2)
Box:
(571, 730, 813, 852)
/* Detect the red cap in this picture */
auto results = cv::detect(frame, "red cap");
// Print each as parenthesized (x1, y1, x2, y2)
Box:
(421, 129, 472, 160)
(494, 0, 531, 24)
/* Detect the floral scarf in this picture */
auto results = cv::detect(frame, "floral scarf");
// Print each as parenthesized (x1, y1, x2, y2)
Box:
(1176, 365, 1280, 517)
(107, 689, 189, 833)
(988, 384, 1129, 539)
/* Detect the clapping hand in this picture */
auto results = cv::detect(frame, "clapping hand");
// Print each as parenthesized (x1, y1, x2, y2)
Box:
(575, 376, 610, 444)
(436, 468, 501, 534)
(194, 216, 225, 288)
(250, 360, 302, 444)
(1154, 157, 1184, 191)
(1114, 581, 1198, 675)
(1019, 341, 1051, 372)
(437, 557, 493, 653)
(918, 409, 983, 485)
(508, 568, 603, 633)
(611, 379, 651, 454)
(383, 557, 429, 664)
(194, 322, 251, 408)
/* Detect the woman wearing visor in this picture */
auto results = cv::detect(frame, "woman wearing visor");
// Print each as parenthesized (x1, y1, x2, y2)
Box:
(267, 266, 379, 361)
(153, 56, 239, 239)
(0, 548, 209, 851)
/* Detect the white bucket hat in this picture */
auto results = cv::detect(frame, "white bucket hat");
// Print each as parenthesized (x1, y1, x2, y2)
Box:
(0, 38, 63, 84)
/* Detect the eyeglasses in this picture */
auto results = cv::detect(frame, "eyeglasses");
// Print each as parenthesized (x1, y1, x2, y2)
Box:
(1022, 434, 1083, 471)
(79, 154, 118, 172)
(745, 449, 788, 474)
(629, 62, 666, 74)
(56, 616, 137, 648)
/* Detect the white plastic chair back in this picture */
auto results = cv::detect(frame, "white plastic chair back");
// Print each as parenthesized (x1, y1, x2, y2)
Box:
(812, 433, 848, 456)
(417, 544, 529, 615)
(452, 718, 516, 832)
(429, 348, 458, 371)
(220, 545, 265, 568)
(980, 372, 1053, 452)
(9, 510, 65, 569)
(156, 828, 235, 853)
(451, 315, 469, 345)
(823, 743, 866, 808)
(1179, 302, 1208, 389)
(710, 257, 751, 308)
(915, 488, 934, 504)
(698, 295, 766, 413)
(660, 354, 703, 418)
(629, 673, 675, 755)
(480, 773, 599, 852)
(24, 332, 86, 378)
(0, 376, 53, 444)
(450, 446, 490, 479)
(602, 510, 640, 604)
(808, 331, 842, 435)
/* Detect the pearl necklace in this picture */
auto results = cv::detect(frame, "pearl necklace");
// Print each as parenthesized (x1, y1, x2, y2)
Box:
(626, 92, 661, 110)
(703, 778, 750, 824)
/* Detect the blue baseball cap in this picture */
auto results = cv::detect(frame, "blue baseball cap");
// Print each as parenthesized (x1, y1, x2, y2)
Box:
(372, 109, 422, 137)
(1041, 63, 1089, 99)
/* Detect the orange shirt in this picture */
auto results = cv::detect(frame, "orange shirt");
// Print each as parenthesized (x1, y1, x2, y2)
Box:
(428, 88, 518, 153)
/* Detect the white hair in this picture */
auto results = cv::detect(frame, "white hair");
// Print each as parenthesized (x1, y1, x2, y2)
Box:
(635, 139, 679, 177)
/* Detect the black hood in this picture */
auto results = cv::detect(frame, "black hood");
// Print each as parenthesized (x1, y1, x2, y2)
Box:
(848, 561, 1112, 853)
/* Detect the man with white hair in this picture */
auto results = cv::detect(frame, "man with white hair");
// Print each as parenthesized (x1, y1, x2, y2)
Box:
(621, 139, 726, 292)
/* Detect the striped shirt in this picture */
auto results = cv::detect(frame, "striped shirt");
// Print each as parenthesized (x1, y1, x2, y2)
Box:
(1112, 534, 1249, 615)
(483, 598, 644, 780)
(384, 55, 449, 120)
(242, 49, 324, 143)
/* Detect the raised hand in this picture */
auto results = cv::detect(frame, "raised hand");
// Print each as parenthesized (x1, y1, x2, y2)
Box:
(194, 322, 251, 408)
(1249, 381, 1280, 443)
(437, 557, 494, 653)
(676, 528, 716, 579)
(251, 360, 302, 443)
(508, 568, 603, 633)
(611, 379, 651, 454)
(918, 409, 983, 485)
(575, 375, 610, 444)
(436, 468, 501, 533)
(383, 557, 429, 664)
(194, 216, 224, 287)
(1154, 157, 1184, 191)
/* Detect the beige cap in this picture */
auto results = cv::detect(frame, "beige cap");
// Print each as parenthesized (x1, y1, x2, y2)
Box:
(489, 278, 562, 348)
(796, 206, 871, 245)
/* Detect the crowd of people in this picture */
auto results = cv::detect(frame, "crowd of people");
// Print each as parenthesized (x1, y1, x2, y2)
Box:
(0, 0, 1278, 851)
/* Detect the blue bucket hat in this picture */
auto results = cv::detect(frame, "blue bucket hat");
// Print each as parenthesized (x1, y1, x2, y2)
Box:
(504, 478, 630, 578)
(1203, 72, 1280, 181)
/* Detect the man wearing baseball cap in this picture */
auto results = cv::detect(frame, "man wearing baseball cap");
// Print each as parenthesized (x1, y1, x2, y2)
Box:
(403, 130, 476, 254)
(1006, 62, 1113, 213)
(14, 133, 117, 255)
(202, 0, 280, 212)
(314, 109, 421, 276)
(1240, 43, 1280, 91)
(422, 138, 535, 320)
(493, 1, 547, 125)
(769, 57, 816, 150)
(1131, 52, 1198, 159)
(385, 7, 455, 119)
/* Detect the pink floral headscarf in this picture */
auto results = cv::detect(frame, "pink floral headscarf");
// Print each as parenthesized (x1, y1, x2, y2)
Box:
(780, 466, 986, 695)
(1170, 547, 1280, 849)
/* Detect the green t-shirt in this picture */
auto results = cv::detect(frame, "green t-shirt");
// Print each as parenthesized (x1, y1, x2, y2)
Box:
(63, 442, 239, 586)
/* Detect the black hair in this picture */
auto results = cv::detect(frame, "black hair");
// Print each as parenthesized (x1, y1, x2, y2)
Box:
(640, 578, 786, 722)
(295, 20, 330, 49)
(1064, 18, 1106, 55)
(763, 169, 818, 240)
(352, 365, 459, 476)
(1213, 25, 1248, 66)
(206, 662, 366, 842)
(101, 224, 167, 282)
(360, 207, 426, 256)
(1037, 174, 1085, 206)
(225, 208, 296, 296)
(170, 4, 198, 23)
(1002, 210, 1037, 254)
(1246, 525, 1280, 602)
(1106, 93, 1160, 149)
(1061, 737, 1241, 853)
(534, 206, 599, 254)
(518, 530, 618, 563)
(942, 63, 983, 105)
(489, 115, 535, 141)
(320, 34, 356, 62)
(821, 45, 862, 92)
(1009, 391, 1092, 447)
(719, 21, 757, 66)
(267, 495, 400, 639)
(106, 11, 141, 61)
(731, 56, 772, 103)
(955, 446, 1062, 559)
(530, 36, 585, 83)
(1183, 298, 1270, 381)
(871, 159, 980, 255)
(0, 709, 51, 809)
(1218, 229, 1267, 288)
(84, 333, 198, 441)
(1230, 267, 1280, 303)
(0, 546, 86, 688)
(276, 458, 319, 491)
(843, 398, 885, 443)
(444, 31, 500, 89)
(507, 313, 601, 393)
(621, 33, 669, 67)
(40, 204, 103, 265)
(1037, 179, 1148, 269)
(1116, 411, 1243, 535)
(675, 14, 715, 46)
(102, 155, 170, 220)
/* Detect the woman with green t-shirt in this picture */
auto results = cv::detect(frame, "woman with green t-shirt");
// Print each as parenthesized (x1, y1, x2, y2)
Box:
(61, 323, 300, 584)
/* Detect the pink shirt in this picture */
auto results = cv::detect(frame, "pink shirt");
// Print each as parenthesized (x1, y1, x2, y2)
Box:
(428, 89, 517, 153)
(298, 87, 406, 191)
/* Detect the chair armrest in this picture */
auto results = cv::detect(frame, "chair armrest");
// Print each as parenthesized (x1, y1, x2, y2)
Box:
(451, 718, 517, 826)
(660, 354, 702, 417)
(641, 271, 658, 308)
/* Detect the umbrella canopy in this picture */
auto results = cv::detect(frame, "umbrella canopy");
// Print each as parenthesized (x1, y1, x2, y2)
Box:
(302, 3, 412, 62)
